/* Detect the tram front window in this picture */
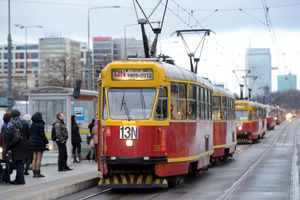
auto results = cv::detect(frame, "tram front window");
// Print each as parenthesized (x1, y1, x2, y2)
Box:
(108, 88, 156, 120)
(235, 110, 249, 121)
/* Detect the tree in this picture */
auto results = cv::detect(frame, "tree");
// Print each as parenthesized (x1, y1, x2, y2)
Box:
(39, 53, 81, 87)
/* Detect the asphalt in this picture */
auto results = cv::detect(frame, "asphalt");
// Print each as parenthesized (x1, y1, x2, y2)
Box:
(0, 152, 99, 200)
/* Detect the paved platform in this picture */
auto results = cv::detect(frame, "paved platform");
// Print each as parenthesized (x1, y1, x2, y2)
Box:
(0, 154, 99, 200)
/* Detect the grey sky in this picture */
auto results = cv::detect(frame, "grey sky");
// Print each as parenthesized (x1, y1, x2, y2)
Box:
(1, 0, 300, 92)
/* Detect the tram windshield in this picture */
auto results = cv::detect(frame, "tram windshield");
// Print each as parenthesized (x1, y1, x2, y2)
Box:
(235, 110, 249, 121)
(107, 88, 156, 120)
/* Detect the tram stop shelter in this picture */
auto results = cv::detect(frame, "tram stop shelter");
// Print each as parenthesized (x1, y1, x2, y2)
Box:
(21, 86, 98, 161)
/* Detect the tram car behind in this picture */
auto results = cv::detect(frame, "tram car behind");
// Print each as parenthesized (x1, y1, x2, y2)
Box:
(266, 105, 276, 130)
(97, 60, 214, 188)
(211, 86, 236, 164)
(235, 100, 266, 143)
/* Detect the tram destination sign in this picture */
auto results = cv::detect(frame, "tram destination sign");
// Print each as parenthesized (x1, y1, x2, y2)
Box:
(112, 69, 153, 81)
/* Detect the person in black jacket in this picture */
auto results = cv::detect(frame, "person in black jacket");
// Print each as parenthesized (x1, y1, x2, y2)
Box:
(22, 114, 32, 176)
(71, 115, 82, 163)
(6, 109, 29, 185)
(29, 112, 48, 178)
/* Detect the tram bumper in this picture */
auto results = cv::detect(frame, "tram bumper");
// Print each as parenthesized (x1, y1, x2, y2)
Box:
(98, 174, 168, 189)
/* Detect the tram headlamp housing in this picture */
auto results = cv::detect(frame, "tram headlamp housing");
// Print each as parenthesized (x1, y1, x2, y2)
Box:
(126, 140, 133, 147)
(237, 123, 242, 131)
(0, 147, 2, 153)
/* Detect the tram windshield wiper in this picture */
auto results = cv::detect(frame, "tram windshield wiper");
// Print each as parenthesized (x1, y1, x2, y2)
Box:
(140, 89, 146, 118)
(120, 92, 131, 121)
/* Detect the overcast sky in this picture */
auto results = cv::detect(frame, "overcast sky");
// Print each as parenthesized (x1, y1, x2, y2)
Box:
(1, 0, 300, 93)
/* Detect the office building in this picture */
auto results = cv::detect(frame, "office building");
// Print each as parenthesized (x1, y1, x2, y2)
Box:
(278, 73, 297, 92)
(245, 48, 272, 97)
(0, 44, 39, 89)
(39, 37, 81, 87)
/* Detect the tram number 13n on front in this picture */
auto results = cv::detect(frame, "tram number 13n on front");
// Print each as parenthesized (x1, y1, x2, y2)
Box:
(120, 126, 139, 139)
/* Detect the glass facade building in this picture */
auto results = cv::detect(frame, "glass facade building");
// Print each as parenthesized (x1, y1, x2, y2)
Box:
(277, 74, 297, 92)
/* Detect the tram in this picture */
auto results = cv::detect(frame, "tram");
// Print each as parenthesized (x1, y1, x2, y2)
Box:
(275, 106, 286, 125)
(97, 60, 214, 188)
(266, 105, 276, 130)
(235, 100, 266, 143)
(211, 86, 236, 164)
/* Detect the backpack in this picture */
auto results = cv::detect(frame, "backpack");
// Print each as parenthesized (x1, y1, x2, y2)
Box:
(51, 123, 57, 141)
(9, 123, 23, 146)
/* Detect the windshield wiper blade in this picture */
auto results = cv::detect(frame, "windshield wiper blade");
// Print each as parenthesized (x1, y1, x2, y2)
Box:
(121, 92, 131, 121)
(140, 89, 146, 118)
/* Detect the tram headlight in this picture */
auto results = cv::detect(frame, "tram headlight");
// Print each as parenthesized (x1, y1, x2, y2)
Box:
(126, 140, 133, 147)
(0, 147, 2, 153)
(274, 117, 277, 120)
(237, 123, 242, 131)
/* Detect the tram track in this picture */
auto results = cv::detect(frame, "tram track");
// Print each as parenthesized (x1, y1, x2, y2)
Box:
(215, 121, 291, 200)
(76, 188, 111, 200)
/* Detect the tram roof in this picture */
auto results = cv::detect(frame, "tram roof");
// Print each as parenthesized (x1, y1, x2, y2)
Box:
(161, 62, 214, 89)
(235, 100, 266, 108)
(212, 86, 235, 99)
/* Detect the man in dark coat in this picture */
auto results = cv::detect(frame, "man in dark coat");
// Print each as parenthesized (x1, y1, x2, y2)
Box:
(6, 109, 28, 185)
(54, 113, 72, 171)
(71, 115, 82, 163)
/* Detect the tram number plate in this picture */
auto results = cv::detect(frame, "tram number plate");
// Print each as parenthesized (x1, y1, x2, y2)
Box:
(120, 126, 138, 139)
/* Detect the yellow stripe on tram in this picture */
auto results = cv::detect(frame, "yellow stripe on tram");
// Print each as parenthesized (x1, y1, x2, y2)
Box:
(137, 175, 143, 184)
(120, 174, 127, 184)
(146, 175, 152, 184)
(113, 175, 119, 184)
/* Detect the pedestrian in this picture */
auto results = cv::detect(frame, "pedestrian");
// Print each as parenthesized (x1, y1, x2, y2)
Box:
(92, 121, 99, 162)
(22, 114, 32, 176)
(6, 109, 28, 185)
(71, 115, 82, 163)
(1, 112, 12, 183)
(29, 112, 48, 177)
(85, 119, 95, 160)
(53, 112, 72, 171)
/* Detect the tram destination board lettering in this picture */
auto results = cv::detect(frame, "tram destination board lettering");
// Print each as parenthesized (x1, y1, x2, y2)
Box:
(120, 126, 138, 139)
(112, 69, 153, 81)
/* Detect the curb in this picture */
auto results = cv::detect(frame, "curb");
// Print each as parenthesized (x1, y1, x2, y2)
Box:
(16, 177, 99, 200)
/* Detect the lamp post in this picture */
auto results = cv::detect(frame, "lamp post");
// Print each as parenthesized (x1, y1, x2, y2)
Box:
(7, 0, 13, 112)
(123, 23, 138, 59)
(87, 5, 120, 90)
(15, 24, 42, 113)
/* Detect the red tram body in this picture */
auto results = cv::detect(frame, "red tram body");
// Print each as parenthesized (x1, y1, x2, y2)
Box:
(275, 107, 286, 125)
(211, 87, 236, 163)
(97, 60, 214, 188)
(266, 105, 276, 130)
(235, 100, 266, 143)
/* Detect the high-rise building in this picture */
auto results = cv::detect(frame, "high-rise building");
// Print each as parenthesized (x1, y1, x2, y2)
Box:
(121, 38, 145, 59)
(245, 48, 271, 97)
(0, 44, 39, 88)
(278, 73, 297, 92)
(39, 37, 81, 87)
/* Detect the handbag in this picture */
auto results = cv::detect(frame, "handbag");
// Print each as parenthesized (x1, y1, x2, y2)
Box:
(9, 124, 23, 146)
(89, 138, 95, 148)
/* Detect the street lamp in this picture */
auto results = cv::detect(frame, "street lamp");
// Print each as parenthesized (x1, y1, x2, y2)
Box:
(15, 24, 43, 113)
(7, 0, 13, 112)
(87, 5, 120, 90)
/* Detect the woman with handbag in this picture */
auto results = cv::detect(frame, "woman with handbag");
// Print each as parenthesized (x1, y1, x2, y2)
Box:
(29, 112, 48, 177)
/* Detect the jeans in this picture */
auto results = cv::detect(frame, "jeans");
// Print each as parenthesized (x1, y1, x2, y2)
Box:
(56, 141, 67, 170)
(14, 160, 25, 184)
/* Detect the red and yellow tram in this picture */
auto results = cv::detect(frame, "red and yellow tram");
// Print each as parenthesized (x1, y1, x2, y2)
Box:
(275, 106, 286, 125)
(266, 105, 276, 130)
(235, 100, 266, 143)
(97, 60, 214, 188)
(211, 87, 236, 163)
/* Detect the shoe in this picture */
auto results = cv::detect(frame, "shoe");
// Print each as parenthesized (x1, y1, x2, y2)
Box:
(11, 180, 25, 185)
(58, 168, 67, 172)
(36, 170, 45, 178)
(24, 171, 30, 175)
(65, 166, 73, 171)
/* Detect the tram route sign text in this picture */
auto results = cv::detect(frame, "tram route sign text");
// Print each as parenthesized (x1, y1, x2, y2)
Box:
(112, 69, 153, 81)
(120, 126, 138, 139)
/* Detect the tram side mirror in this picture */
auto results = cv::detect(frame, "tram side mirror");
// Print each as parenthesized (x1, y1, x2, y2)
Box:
(73, 79, 82, 98)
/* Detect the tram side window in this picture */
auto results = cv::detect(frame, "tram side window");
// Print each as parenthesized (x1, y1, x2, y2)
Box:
(248, 110, 253, 121)
(212, 96, 221, 120)
(201, 88, 206, 119)
(171, 83, 187, 120)
(154, 87, 168, 120)
(222, 97, 227, 120)
(103, 88, 107, 120)
(197, 87, 201, 119)
(189, 85, 197, 120)
(208, 91, 212, 120)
